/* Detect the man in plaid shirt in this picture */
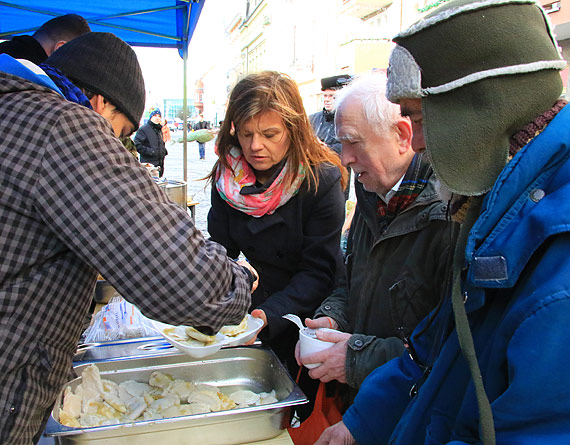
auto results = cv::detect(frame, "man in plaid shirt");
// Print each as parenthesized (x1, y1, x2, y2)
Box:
(0, 32, 255, 443)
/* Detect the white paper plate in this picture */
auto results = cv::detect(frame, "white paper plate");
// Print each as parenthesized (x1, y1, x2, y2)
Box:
(152, 320, 227, 358)
(222, 314, 264, 347)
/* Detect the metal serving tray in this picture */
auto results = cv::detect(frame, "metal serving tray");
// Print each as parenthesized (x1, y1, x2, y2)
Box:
(45, 346, 307, 444)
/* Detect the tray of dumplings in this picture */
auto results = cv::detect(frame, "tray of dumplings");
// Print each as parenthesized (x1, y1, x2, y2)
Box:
(151, 314, 264, 358)
(45, 345, 307, 444)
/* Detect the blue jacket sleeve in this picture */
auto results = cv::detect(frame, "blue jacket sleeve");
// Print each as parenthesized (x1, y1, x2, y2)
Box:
(343, 351, 423, 445)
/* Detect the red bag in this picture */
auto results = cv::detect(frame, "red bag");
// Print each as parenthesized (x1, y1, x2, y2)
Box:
(287, 379, 343, 445)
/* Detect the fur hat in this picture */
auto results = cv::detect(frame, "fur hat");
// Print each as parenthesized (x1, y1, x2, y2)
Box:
(386, 0, 565, 195)
(321, 74, 352, 91)
(45, 32, 146, 131)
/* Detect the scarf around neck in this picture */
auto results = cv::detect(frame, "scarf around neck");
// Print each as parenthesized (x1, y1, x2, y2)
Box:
(215, 147, 307, 217)
(376, 153, 431, 231)
(39, 64, 93, 109)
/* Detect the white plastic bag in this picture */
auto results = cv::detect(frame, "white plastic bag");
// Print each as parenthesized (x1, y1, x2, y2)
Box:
(83, 296, 156, 343)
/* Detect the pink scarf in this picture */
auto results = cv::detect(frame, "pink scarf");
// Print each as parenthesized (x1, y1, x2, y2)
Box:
(215, 147, 306, 217)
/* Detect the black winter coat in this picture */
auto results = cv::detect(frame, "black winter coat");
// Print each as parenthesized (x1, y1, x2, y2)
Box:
(309, 110, 342, 156)
(208, 163, 345, 365)
(315, 167, 458, 388)
(134, 122, 167, 166)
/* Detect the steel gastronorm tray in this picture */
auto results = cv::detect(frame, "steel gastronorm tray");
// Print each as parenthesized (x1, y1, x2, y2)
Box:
(45, 346, 307, 444)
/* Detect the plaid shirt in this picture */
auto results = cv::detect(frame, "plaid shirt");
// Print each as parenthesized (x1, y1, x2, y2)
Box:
(0, 72, 250, 442)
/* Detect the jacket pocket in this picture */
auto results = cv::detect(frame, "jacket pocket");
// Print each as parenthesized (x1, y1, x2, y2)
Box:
(388, 273, 432, 339)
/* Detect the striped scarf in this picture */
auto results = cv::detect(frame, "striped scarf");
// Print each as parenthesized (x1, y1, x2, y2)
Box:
(39, 64, 93, 109)
(377, 153, 431, 230)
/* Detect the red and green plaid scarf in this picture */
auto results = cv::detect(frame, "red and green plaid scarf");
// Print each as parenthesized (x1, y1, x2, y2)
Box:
(377, 153, 432, 229)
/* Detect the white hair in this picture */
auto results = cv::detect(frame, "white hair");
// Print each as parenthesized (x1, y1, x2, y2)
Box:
(334, 71, 402, 136)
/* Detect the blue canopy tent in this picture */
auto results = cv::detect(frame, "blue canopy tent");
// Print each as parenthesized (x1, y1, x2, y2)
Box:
(0, 0, 206, 182)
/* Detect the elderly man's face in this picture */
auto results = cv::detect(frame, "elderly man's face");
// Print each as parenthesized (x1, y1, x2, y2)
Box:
(336, 97, 413, 196)
(399, 99, 425, 153)
(322, 89, 336, 112)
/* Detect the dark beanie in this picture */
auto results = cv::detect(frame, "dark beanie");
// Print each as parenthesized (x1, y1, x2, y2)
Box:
(45, 32, 145, 130)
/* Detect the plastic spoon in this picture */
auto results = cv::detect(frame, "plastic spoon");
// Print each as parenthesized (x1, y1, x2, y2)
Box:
(282, 313, 305, 331)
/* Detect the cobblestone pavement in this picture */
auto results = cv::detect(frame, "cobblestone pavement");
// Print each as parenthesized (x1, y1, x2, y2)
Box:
(163, 134, 218, 236)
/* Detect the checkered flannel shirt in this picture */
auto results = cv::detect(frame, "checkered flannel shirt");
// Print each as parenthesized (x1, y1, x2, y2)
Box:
(0, 73, 251, 442)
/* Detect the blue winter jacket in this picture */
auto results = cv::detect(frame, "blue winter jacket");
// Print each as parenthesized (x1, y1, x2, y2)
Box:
(343, 104, 570, 444)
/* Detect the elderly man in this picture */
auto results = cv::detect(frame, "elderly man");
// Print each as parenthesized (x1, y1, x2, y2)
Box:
(316, 0, 570, 444)
(0, 32, 255, 443)
(296, 72, 456, 393)
(0, 14, 90, 64)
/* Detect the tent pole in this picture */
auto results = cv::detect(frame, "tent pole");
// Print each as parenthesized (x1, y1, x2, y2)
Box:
(183, 46, 188, 183)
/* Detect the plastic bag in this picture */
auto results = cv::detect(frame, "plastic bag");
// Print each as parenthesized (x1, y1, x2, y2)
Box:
(83, 296, 157, 343)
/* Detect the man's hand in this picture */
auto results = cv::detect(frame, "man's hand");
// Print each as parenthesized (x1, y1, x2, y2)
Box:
(237, 260, 259, 292)
(305, 316, 339, 330)
(305, 330, 350, 383)
(295, 317, 337, 366)
(315, 421, 356, 445)
(294, 317, 350, 383)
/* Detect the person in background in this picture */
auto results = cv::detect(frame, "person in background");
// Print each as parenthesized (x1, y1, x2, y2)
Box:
(161, 116, 172, 144)
(206, 71, 347, 381)
(193, 113, 209, 159)
(316, 0, 570, 443)
(120, 136, 139, 159)
(296, 72, 457, 398)
(0, 32, 256, 443)
(310, 74, 352, 200)
(0, 13, 90, 64)
(135, 107, 168, 177)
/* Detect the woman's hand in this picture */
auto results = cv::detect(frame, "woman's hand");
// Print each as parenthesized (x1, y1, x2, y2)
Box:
(315, 421, 356, 445)
(237, 260, 259, 292)
(243, 309, 267, 345)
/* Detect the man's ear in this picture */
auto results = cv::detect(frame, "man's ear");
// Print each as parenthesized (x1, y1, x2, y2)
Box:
(395, 118, 413, 154)
(89, 94, 106, 114)
(53, 40, 67, 52)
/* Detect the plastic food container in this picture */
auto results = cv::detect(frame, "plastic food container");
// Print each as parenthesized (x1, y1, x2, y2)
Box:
(298, 327, 341, 369)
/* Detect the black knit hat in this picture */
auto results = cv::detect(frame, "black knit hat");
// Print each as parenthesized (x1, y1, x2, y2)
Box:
(321, 74, 352, 91)
(45, 32, 146, 130)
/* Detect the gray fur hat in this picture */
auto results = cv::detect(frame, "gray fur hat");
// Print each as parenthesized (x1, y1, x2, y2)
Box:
(45, 32, 146, 130)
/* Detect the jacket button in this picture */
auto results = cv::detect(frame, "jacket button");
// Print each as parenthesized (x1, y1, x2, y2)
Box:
(354, 339, 363, 347)
(529, 189, 545, 203)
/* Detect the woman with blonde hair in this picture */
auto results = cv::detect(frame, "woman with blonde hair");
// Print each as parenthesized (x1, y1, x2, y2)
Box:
(207, 71, 347, 375)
